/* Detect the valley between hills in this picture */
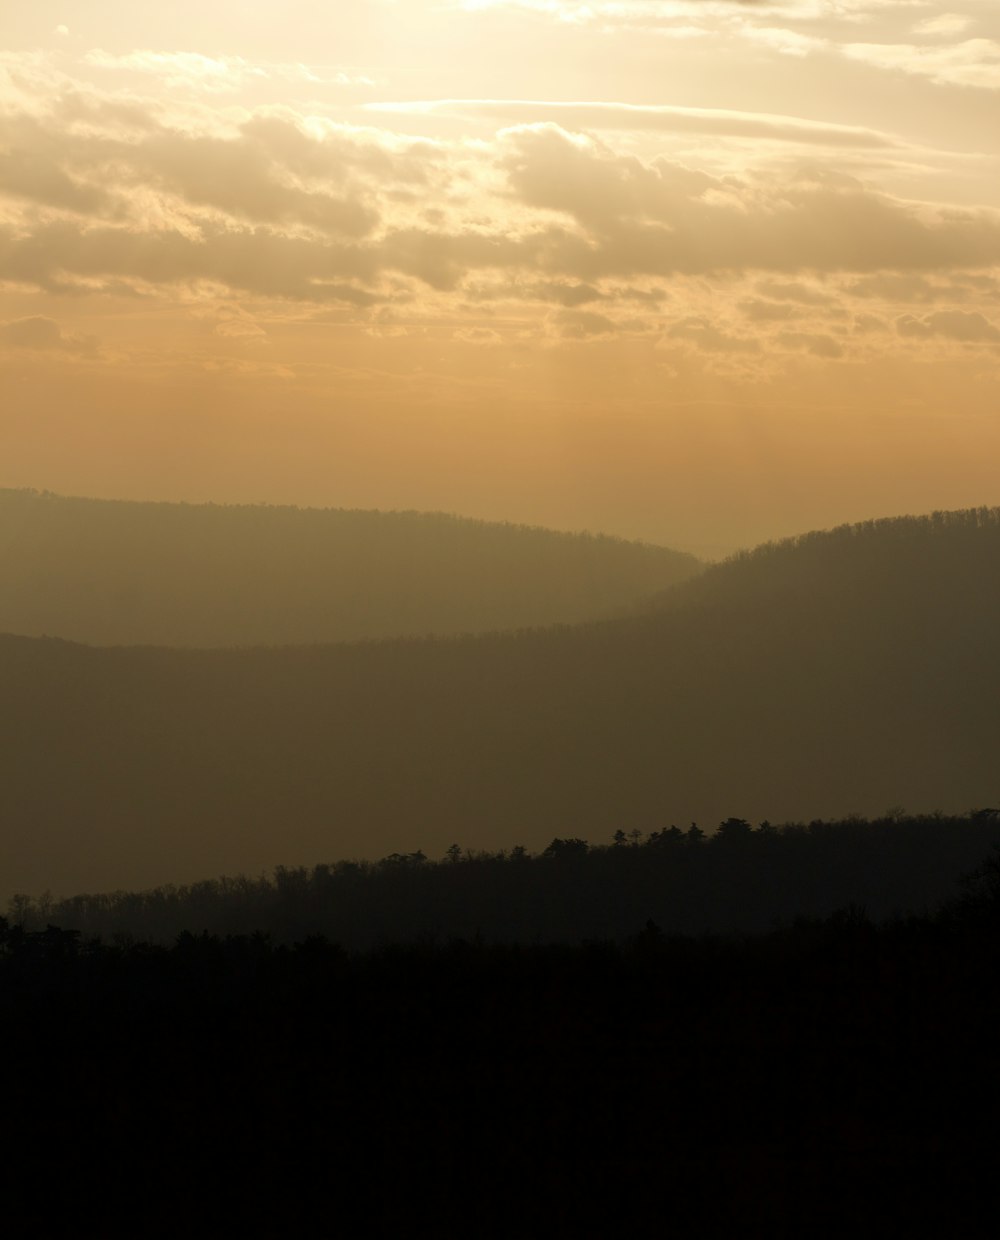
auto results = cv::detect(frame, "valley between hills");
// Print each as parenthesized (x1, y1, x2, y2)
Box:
(1, 492, 997, 903)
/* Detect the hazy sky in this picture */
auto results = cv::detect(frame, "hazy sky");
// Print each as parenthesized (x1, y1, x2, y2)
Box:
(2, 1, 998, 554)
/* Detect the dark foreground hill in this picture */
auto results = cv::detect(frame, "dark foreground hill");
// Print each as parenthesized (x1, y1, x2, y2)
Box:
(6, 907, 1000, 1232)
(1, 507, 997, 896)
(0, 489, 699, 645)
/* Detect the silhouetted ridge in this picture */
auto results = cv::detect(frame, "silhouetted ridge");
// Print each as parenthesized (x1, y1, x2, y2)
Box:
(0, 489, 700, 646)
(14, 812, 1000, 947)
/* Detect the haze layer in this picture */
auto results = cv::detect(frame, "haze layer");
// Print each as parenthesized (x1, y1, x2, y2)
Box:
(2, 508, 996, 896)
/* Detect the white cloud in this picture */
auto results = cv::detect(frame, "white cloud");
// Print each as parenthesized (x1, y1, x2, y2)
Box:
(365, 99, 897, 148)
(842, 38, 1000, 90)
(739, 26, 826, 57)
(84, 49, 253, 91)
(82, 49, 374, 93)
(454, 0, 926, 27)
(913, 14, 973, 37)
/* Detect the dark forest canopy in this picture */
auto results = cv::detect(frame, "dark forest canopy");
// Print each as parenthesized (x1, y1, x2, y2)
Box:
(0, 506, 997, 896)
(0, 488, 700, 646)
(13, 812, 1000, 948)
(6, 877, 1000, 1234)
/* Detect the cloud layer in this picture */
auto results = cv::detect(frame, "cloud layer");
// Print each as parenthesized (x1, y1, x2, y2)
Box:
(2, 71, 999, 345)
(1, 10, 998, 552)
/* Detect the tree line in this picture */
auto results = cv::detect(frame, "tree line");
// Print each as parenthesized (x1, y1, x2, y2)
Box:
(13, 810, 999, 948)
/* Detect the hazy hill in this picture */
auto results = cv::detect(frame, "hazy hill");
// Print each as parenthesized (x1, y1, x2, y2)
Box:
(0, 489, 700, 646)
(642, 507, 1000, 620)
(1, 507, 997, 896)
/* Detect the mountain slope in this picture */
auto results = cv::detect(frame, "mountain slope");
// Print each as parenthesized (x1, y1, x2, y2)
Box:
(1, 508, 997, 897)
(0, 489, 700, 646)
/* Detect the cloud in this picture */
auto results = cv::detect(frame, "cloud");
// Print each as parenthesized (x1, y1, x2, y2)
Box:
(842, 39, 1000, 90)
(847, 272, 998, 304)
(134, 127, 380, 236)
(755, 279, 835, 305)
(548, 308, 622, 337)
(532, 280, 605, 306)
(3, 116, 999, 312)
(0, 114, 110, 214)
(776, 330, 844, 357)
(849, 273, 935, 301)
(82, 50, 375, 93)
(365, 99, 898, 149)
(0, 103, 441, 243)
(461, 277, 665, 307)
(0, 315, 96, 353)
(84, 49, 251, 91)
(848, 273, 954, 302)
(0, 217, 385, 301)
(739, 26, 826, 57)
(667, 316, 761, 353)
(2, 64, 999, 353)
(453, 1, 907, 26)
(454, 326, 503, 344)
(214, 318, 267, 339)
(498, 126, 1000, 276)
(739, 298, 799, 321)
(896, 310, 1000, 342)
(913, 14, 973, 37)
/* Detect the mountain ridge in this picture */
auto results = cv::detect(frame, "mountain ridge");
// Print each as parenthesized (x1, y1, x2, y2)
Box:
(1, 506, 997, 897)
(0, 488, 701, 647)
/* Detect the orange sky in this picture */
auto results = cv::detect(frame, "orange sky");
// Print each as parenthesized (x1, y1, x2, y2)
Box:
(2, 1, 998, 555)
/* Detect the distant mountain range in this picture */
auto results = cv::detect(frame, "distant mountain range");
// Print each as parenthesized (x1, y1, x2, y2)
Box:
(0, 489, 700, 645)
(0, 504, 997, 897)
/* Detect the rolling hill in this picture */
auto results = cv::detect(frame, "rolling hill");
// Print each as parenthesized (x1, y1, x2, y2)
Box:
(0, 489, 700, 646)
(0, 507, 997, 897)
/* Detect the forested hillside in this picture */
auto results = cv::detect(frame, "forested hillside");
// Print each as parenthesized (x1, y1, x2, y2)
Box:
(642, 506, 1000, 620)
(1, 508, 997, 897)
(16, 813, 1000, 947)
(0, 490, 699, 645)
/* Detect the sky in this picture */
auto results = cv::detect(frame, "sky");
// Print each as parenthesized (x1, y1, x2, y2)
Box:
(1, 1, 998, 555)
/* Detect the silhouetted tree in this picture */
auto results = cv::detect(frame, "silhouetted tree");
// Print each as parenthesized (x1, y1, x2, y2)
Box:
(715, 818, 753, 843)
(543, 838, 589, 859)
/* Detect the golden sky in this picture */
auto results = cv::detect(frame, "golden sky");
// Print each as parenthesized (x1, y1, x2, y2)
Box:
(2, 1, 998, 554)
